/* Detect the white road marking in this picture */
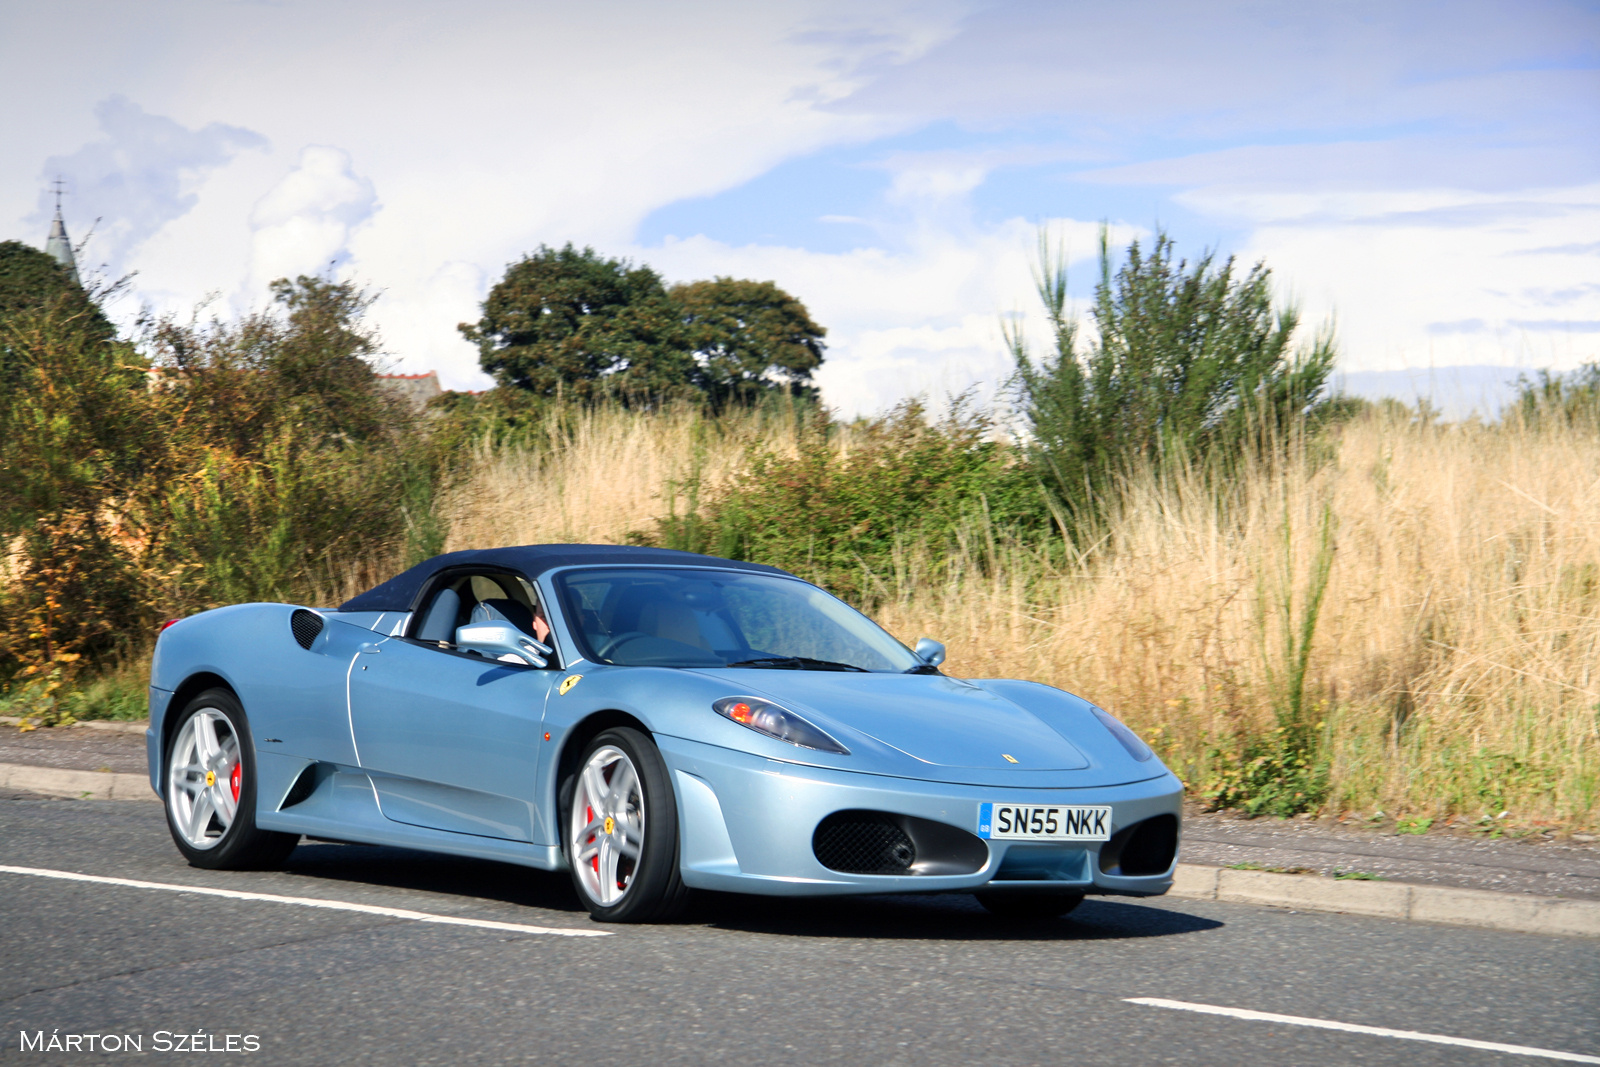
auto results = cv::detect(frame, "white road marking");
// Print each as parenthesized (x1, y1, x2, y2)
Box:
(0, 865, 609, 938)
(1127, 998, 1600, 1064)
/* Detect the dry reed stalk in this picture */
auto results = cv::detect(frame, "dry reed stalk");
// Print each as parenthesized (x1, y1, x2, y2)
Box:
(441, 403, 801, 550)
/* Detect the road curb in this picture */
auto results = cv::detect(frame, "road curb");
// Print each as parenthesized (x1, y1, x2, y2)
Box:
(0, 716, 149, 734)
(0, 762, 157, 802)
(1169, 862, 1600, 939)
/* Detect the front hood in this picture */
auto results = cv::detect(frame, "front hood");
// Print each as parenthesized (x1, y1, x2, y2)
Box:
(691, 670, 1090, 771)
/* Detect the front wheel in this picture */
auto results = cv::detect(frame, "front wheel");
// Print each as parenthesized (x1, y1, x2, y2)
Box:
(975, 891, 1084, 921)
(562, 727, 689, 923)
(164, 688, 298, 870)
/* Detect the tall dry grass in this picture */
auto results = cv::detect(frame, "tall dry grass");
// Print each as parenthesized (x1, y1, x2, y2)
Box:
(440, 402, 803, 550)
(870, 410, 1600, 824)
(445, 404, 1599, 824)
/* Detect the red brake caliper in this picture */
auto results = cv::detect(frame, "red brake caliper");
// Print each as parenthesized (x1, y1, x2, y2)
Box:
(586, 805, 599, 873)
(230, 761, 241, 802)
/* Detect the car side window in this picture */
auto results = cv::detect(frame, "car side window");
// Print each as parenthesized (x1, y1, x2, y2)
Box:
(409, 572, 552, 659)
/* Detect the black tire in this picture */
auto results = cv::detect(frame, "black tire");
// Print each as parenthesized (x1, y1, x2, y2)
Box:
(163, 688, 299, 870)
(975, 890, 1084, 921)
(560, 727, 690, 923)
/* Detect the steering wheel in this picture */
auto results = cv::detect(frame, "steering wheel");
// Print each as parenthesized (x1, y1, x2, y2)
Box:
(594, 631, 651, 661)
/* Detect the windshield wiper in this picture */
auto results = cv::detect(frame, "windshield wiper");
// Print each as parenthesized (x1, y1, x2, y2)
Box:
(724, 656, 870, 673)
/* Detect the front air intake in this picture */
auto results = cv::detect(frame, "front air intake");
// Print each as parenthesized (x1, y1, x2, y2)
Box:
(813, 811, 917, 874)
(290, 609, 325, 650)
(1097, 813, 1178, 876)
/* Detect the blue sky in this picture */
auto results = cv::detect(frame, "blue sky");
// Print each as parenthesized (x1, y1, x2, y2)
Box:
(2, 0, 1596, 415)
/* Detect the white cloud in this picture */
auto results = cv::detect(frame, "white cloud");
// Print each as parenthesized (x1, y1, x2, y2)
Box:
(248, 146, 378, 296)
(636, 216, 1127, 417)
(1182, 183, 1600, 373)
(834, 0, 1598, 149)
(35, 95, 267, 278)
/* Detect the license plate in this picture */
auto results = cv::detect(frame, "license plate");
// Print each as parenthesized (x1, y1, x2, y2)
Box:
(977, 802, 1112, 841)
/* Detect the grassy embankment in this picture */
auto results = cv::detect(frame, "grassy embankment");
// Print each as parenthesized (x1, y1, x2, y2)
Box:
(439, 402, 1599, 828)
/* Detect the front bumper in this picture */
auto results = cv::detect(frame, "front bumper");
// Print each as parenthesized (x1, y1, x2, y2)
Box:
(658, 734, 1183, 898)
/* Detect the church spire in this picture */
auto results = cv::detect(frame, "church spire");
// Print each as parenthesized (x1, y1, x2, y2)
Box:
(44, 179, 81, 286)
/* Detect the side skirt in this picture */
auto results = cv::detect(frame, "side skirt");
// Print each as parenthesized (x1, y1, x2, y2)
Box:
(255, 761, 563, 872)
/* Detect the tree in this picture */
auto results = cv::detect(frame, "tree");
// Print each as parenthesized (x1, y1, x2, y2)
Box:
(141, 276, 437, 607)
(1010, 226, 1335, 522)
(0, 285, 151, 676)
(151, 276, 401, 456)
(672, 277, 825, 407)
(0, 269, 441, 692)
(460, 244, 696, 400)
(0, 240, 114, 391)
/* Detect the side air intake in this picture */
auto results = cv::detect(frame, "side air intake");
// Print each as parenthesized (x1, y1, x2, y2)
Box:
(290, 609, 325, 650)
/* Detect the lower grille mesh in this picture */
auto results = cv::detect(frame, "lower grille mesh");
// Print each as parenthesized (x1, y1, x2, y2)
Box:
(813, 812, 916, 874)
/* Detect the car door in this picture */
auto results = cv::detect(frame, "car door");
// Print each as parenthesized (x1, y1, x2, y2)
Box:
(347, 632, 558, 844)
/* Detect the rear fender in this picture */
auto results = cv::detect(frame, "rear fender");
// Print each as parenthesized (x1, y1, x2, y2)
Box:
(148, 605, 377, 799)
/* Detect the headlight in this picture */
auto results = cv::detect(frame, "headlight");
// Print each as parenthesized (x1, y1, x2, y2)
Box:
(1091, 706, 1153, 762)
(713, 697, 849, 754)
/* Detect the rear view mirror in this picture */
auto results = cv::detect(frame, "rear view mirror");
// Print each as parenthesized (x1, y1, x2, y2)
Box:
(456, 622, 551, 667)
(914, 637, 946, 667)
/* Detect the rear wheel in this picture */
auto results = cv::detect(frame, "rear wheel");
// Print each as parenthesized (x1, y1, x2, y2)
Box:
(164, 688, 298, 870)
(975, 891, 1084, 921)
(562, 727, 689, 923)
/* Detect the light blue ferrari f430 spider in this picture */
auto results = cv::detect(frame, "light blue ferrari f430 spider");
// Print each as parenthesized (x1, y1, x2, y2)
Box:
(148, 545, 1182, 922)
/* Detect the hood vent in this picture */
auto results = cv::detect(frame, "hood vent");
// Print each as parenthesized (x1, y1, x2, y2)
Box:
(290, 609, 325, 650)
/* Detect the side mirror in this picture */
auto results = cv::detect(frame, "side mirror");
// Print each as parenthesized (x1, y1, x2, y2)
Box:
(913, 637, 946, 667)
(455, 622, 551, 668)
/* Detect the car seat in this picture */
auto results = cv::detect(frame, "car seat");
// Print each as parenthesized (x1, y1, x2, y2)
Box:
(416, 588, 462, 642)
(469, 597, 537, 637)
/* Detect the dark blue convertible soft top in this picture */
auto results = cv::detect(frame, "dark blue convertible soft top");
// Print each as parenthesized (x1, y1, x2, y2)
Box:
(339, 544, 792, 612)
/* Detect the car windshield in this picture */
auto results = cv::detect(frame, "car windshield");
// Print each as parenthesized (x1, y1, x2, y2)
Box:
(552, 567, 923, 671)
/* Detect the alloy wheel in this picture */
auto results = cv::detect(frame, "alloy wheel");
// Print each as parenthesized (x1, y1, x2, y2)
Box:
(167, 708, 241, 849)
(569, 745, 645, 906)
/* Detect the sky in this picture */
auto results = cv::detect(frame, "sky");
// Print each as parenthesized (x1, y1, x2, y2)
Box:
(3, 0, 1596, 417)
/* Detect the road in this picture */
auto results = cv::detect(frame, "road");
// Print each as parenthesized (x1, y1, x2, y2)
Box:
(2, 790, 1596, 1066)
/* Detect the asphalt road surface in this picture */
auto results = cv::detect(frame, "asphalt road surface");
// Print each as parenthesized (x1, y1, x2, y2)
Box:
(2, 790, 1596, 1066)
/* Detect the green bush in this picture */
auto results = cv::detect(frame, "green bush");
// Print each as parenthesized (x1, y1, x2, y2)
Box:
(139, 276, 443, 611)
(0, 289, 154, 678)
(1513, 362, 1600, 429)
(0, 273, 442, 690)
(1199, 724, 1333, 817)
(1010, 226, 1336, 526)
(647, 399, 1048, 603)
